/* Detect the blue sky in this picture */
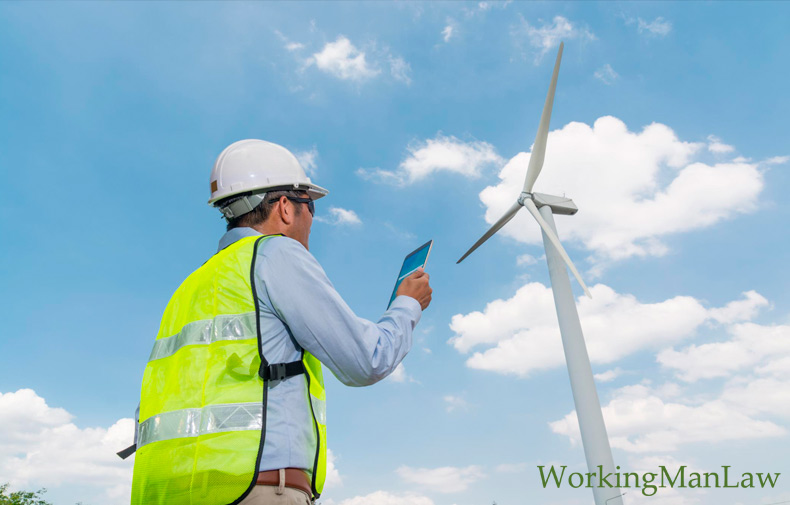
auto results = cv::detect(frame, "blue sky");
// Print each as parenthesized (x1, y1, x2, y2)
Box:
(1, 2, 790, 505)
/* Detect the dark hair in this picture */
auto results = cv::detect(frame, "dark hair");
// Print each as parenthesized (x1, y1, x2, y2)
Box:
(220, 189, 306, 231)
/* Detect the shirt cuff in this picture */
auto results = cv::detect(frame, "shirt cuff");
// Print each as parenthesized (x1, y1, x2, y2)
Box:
(390, 295, 423, 324)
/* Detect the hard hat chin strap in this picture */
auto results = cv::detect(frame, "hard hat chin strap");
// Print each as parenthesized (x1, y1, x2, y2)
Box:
(219, 192, 267, 220)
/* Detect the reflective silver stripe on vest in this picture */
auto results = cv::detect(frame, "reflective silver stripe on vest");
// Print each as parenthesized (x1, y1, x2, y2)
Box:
(138, 402, 263, 448)
(149, 312, 257, 362)
(310, 395, 327, 425)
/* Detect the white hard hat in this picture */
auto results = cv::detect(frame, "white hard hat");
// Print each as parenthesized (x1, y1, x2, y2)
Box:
(208, 139, 329, 219)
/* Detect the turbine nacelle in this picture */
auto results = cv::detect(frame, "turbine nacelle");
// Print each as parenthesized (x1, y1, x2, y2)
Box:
(519, 192, 578, 216)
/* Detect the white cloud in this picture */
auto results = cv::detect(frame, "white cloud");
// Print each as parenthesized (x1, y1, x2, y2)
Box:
(468, 1, 511, 16)
(550, 383, 785, 453)
(337, 491, 434, 505)
(387, 363, 417, 384)
(755, 355, 790, 379)
(516, 253, 539, 266)
(287, 32, 409, 86)
(476, 116, 764, 263)
(594, 367, 624, 383)
(329, 207, 362, 225)
(622, 15, 673, 37)
(512, 15, 595, 62)
(356, 167, 402, 185)
(442, 19, 456, 43)
(706, 134, 735, 154)
(722, 376, 790, 419)
(358, 134, 502, 185)
(637, 17, 673, 37)
(315, 207, 362, 226)
(707, 290, 769, 324)
(309, 36, 380, 81)
(449, 284, 765, 377)
(764, 155, 790, 165)
(389, 56, 412, 85)
(274, 30, 305, 52)
(0, 389, 134, 505)
(324, 448, 343, 490)
(551, 311, 790, 455)
(445, 4, 510, 40)
(293, 146, 318, 175)
(443, 395, 469, 413)
(659, 320, 789, 383)
(397, 465, 484, 493)
(398, 134, 501, 181)
(594, 63, 619, 85)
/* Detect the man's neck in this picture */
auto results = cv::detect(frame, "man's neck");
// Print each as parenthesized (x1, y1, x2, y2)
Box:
(254, 223, 290, 240)
(252, 222, 308, 250)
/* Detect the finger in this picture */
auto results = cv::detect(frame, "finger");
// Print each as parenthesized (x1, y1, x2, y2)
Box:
(409, 269, 426, 279)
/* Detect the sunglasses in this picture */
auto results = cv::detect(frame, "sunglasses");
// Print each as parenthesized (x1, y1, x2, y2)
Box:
(269, 195, 315, 216)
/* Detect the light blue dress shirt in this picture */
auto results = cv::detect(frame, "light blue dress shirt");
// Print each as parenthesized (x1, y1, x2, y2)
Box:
(218, 227, 422, 472)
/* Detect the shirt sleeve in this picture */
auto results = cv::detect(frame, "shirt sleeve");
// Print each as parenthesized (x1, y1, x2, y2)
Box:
(255, 237, 422, 387)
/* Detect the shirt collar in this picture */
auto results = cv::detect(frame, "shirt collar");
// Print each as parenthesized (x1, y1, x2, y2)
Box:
(217, 227, 262, 252)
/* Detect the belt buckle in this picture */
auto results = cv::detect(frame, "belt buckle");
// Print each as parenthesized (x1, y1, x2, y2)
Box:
(262, 363, 287, 381)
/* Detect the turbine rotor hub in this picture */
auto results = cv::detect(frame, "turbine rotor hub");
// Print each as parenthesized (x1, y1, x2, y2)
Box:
(517, 192, 533, 206)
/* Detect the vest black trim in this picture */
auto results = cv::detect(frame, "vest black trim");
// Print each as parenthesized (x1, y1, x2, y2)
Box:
(229, 235, 269, 505)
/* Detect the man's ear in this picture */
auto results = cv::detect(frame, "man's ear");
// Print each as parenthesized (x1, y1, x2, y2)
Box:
(278, 197, 294, 225)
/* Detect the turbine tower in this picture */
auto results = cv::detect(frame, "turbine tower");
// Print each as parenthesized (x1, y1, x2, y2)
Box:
(457, 43, 624, 505)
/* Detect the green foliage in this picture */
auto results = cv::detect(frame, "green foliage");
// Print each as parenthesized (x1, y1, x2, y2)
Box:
(0, 484, 52, 505)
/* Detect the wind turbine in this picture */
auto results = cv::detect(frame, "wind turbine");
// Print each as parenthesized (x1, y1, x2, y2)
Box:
(457, 43, 624, 505)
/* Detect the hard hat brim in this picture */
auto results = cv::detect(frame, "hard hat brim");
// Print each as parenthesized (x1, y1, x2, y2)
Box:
(208, 183, 329, 207)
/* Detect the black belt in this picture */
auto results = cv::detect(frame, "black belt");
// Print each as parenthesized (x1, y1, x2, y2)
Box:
(259, 360, 305, 381)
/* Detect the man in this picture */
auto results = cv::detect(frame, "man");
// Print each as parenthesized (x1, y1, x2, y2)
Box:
(130, 139, 432, 505)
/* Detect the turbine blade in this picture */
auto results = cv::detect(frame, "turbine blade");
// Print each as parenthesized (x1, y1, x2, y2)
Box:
(523, 199, 592, 298)
(522, 42, 563, 193)
(457, 202, 522, 264)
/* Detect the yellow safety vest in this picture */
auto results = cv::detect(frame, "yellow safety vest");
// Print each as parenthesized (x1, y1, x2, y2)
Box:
(131, 235, 327, 504)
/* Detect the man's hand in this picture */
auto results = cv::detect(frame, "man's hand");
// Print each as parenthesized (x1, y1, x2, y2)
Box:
(396, 268, 432, 310)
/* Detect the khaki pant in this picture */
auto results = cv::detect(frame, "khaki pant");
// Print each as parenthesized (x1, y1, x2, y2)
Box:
(239, 485, 312, 505)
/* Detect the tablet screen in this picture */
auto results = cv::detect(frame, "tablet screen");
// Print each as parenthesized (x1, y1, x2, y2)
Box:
(388, 240, 433, 309)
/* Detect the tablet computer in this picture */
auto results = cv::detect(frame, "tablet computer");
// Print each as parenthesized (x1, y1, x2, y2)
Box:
(388, 240, 433, 309)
